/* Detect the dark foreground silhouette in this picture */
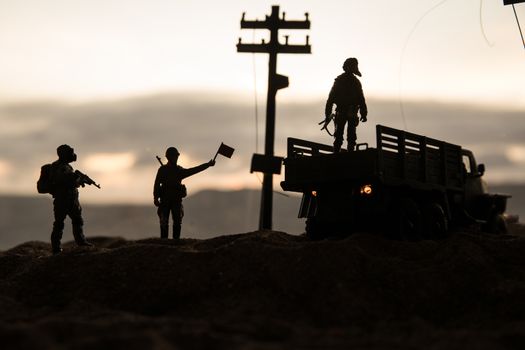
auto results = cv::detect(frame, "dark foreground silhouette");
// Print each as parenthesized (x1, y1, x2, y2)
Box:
(1, 226, 525, 349)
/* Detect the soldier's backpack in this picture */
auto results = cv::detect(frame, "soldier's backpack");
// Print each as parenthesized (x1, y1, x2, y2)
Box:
(37, 163, 55, 194)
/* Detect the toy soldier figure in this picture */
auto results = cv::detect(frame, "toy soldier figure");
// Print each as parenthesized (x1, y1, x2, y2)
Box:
(153, 147, 215, 239)
(323, 57, 368, 152)
(48, 145, 95, 254)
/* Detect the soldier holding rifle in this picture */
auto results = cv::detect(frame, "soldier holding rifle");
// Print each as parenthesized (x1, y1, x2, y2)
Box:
(322, 57, 368, 152)
(43, 144, 99, 254)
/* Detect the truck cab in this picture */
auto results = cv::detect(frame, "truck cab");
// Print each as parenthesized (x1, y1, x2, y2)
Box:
(462, 150, 509, 233)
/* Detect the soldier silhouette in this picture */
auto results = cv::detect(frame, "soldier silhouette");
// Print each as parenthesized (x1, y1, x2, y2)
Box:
(153, 147, 215, 239)
(47, 145, 95, 254)
(323, 57, 368, 152)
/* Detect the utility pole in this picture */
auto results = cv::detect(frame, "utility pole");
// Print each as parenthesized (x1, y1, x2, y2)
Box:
(237, 5, 311, 230)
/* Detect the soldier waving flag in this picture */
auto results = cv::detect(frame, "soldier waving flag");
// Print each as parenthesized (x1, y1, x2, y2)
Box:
(213, 143, 235, 161)
(153, 147, 215, 239)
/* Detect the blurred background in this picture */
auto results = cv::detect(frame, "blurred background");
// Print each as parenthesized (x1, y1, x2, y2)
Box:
(1, 0, 524, 247)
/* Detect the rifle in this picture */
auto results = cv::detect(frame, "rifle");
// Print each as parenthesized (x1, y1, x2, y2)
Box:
(318, 113, 335, 136)
(75, 170, 101, 189)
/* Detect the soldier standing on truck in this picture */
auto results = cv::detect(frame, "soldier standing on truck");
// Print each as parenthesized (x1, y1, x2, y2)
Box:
(323, 57, 368, 152)
(153, 147, 215, 239)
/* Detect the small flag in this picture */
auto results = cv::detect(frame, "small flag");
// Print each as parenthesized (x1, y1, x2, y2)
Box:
(217, 143, 235, 158)
(214, 143, 235, 161)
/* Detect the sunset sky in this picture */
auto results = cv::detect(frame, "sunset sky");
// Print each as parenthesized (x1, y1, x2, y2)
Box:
(1, 0, 524, 203)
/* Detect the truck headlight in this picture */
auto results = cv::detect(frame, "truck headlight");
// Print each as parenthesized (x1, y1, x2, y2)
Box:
(360, 184, 373, 196)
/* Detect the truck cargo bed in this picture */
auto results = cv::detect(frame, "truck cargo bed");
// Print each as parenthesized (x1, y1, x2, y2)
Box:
(281, 125, 464, 193)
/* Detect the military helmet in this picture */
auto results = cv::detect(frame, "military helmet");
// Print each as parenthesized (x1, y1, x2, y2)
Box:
(57, 144, 77, 162)
(343, 57, 361, 77)
(165, 147, 180, 158)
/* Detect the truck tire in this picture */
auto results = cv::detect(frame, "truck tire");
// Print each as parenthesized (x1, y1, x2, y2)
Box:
(389, 198, 422, 241)
(421, 203, 448, 240)
(484, 213, 508, 235)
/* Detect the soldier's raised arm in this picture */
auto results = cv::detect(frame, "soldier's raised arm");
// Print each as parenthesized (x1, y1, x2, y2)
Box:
(180, 160, 215, 180)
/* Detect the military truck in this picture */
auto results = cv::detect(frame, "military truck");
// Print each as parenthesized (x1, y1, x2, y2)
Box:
(280, 124, 510, 239)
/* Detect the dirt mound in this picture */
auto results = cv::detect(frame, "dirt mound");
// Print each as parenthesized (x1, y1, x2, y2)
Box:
(2, 227, 525, 349)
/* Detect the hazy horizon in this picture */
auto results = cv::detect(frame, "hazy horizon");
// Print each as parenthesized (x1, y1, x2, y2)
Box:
(1, 185, 524, 250)
(1, 92, 524, 204)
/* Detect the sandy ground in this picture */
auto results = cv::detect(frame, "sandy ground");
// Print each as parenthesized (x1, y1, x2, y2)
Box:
(2, 225, 525, 349)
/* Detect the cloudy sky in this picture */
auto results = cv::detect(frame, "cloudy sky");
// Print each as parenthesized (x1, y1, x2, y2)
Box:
(1, 0, 524, 203)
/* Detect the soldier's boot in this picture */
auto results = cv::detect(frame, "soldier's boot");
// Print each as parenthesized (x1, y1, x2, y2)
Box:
(51, 223, 64, 255)
(173, 224, 181, 240)
(52, 241, 63, 255)
(51, 235, 63, 254)
(160, 225, 169, 239)
(347, 124, 357, 151)
(333, 139, 343, 153)
(73, 222, 93, 247)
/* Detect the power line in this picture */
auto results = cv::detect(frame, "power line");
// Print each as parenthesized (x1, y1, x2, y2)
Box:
(250, 32, 288, 197)
(252, 29, 259, 154)
(479, 0, 494, 47)
(398, 0, 450, 131)
(512, 4, 525, 50)
(251, 30, 264, 186)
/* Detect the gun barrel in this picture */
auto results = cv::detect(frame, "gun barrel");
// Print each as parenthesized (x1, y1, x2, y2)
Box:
(75, 170, 101, 189)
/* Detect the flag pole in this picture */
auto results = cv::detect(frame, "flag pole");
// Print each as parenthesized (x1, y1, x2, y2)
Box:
(213, 142, 223, 161)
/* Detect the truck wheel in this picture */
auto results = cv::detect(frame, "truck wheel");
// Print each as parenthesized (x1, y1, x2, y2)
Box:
(422, 203, 448, 240)
(390, 198, 422, 241)
(305, 218, 324, 240)
(485, 213, 508, 235)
